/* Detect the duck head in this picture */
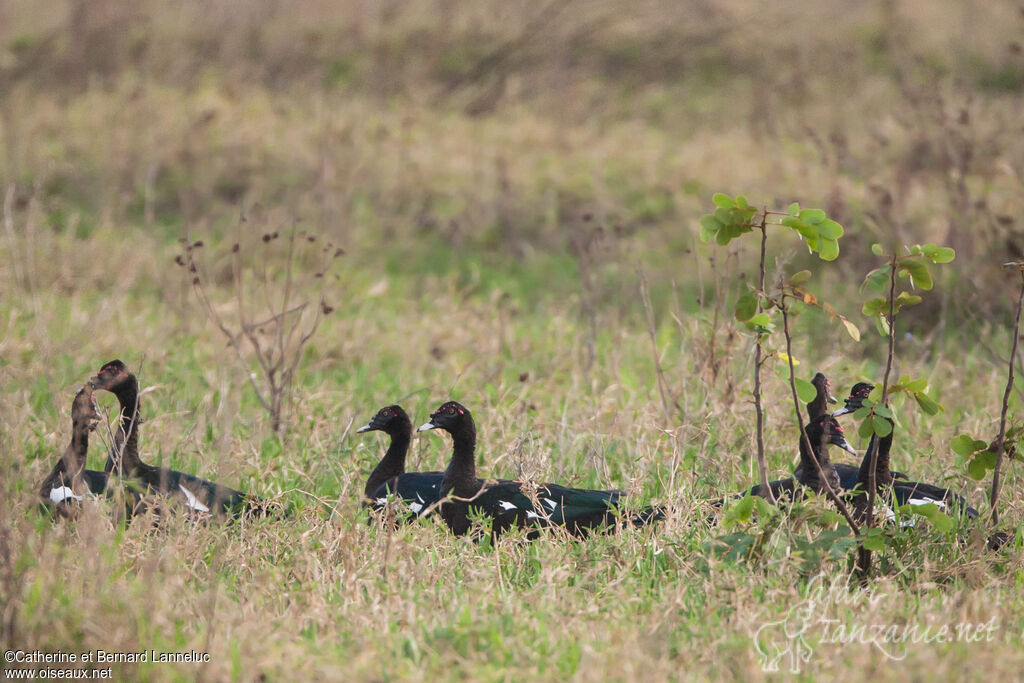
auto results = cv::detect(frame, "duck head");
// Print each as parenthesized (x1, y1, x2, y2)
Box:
(416, 401, 472, 434)
(833, 382, 875, 417)
(356, 404, 411, 436)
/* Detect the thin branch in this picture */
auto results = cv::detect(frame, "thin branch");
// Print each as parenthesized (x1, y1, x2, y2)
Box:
(780, 300, 861, 535)
(991, 268, 1024, 525)
(752, 212, 773, 502)
(858, 255, 898, 578)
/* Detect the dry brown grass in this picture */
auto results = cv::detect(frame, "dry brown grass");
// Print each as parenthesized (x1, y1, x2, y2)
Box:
(3, 0, 1024, 680)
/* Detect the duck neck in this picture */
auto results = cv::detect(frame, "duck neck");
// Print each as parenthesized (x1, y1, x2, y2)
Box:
(798, 426, 836, 491)
(441, 421, 479, 497)
(63, 416, 91, 479)
(806, 394, 826, 422)
(108, 378, 144, 474)
(857, 418, 894, 488)
(365, 429, 412, 496)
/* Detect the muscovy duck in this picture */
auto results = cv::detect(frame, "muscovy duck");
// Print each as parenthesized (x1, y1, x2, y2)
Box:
(417, 401, 663, 538)
(90, 359, 262, 518)
(738, 413, 858, 501)
(357, 404, 442, 518)
(38, 386, 108, 518)
(833, 382, 980, 520)
(806, 371, 837, 421)
(790, 373, 884, 490)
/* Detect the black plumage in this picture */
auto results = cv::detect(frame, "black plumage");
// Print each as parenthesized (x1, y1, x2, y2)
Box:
(90, 359, 261, 518)
(418, 401, 663, 538)
(357, 404, 442, 519)
(833, 382, 981, 521)
(735, 413, 859, 501)
(38, 386, 108, 518)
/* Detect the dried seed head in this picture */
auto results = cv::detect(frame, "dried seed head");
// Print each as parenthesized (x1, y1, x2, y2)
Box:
(174, 255, 185, 266)
(192, 240, 203, 248)
(262, 234, 271, 243)
(321, 302, 334, 315)
(232, 243, 240, 252)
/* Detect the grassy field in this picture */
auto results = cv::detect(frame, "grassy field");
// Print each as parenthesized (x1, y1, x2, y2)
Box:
(3, 0, 1024, 680)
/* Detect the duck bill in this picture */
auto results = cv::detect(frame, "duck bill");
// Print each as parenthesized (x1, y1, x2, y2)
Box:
(834, 436, 858, 455)
(416, 421, 438, 432)
(831, 405, 855, 417)
(355, 423, 374, 433)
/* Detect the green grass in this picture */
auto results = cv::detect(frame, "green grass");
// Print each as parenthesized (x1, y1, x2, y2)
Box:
(4, 0, 1024, 680)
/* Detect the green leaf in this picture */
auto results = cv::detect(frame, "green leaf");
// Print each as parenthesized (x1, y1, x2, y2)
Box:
(871, 243, 884, 256)
(872, 415, 892, 437)
(862, 266, 891, 292)
(818, 237, 839, 261)
(747, 313, 771, 327)
(817, 219, 844, 239)
(929, 511, 954, 532)
(905, 377, 928, 393)
(712, 193, 735, 209)
(853, 406, 872, 420)
(735, 195, 750, 209)
(914, 392, 942, 416)
(921, 244, 956, 263)
(872, 404, 892, 419)
(800, 208, 827, 224)
(966, 455, 989, 480)
(894, 291, 922, 310)
(734, 290, 758, 322)
(787, 202, 799, 217)
(699, 215, 722, 243)
(789, 270, 812, 287)
(795, 378, 817, 403)
(859, 418, 875, 439)
(862, 527, 885, 551)
(898, 257, 934, 290)
(862, 297, 887, 316)
(733, 494, 755, 522)
(951, 434, 988, 457)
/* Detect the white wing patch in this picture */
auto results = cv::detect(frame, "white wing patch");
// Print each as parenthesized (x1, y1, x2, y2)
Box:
(375, 497, 389, 506)
(178, 484, 210, 513)
(497, 500, 518, 511)
(542, 497, 559, 510)
(409, 502, 424, 514)
(49, 486, 82, 504)
(907, 497, 945, 509)
(526, 511, 542, 519)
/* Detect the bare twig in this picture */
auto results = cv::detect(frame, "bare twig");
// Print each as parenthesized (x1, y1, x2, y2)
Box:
(181, 220, 338, 433)
(780, 300, 861, 535)
(991, 267, 1024, 525)
(752, 211, 773, 502)
(857, 255, 897, 577)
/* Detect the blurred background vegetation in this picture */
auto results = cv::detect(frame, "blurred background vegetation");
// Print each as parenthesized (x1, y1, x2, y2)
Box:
(2, 0, 1022, 316)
